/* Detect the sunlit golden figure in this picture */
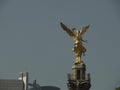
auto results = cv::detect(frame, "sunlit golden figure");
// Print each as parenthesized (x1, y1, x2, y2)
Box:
(60, 22, 89, 63)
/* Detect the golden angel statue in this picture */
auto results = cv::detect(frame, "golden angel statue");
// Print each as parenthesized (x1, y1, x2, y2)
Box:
(60, 22, 90, 62)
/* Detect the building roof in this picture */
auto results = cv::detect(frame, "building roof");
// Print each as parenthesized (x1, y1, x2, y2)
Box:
(0, 79, 24, 90)
(29, 86, 60, 90)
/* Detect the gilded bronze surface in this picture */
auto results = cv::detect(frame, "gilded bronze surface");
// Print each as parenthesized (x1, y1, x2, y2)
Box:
(60, 22, 89, 62)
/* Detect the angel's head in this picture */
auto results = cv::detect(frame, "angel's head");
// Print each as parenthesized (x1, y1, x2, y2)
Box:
(76, 30, 80, 36)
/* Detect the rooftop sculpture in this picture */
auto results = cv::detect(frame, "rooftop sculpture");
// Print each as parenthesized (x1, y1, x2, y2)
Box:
(60, 22, 90, 63)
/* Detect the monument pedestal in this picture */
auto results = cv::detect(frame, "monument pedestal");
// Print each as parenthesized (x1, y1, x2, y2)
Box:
(67, 60, 91, 90)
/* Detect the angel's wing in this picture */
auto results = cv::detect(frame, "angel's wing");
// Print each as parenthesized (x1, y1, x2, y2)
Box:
(80, 25, 90, 35)
(60, 22, 76, 40)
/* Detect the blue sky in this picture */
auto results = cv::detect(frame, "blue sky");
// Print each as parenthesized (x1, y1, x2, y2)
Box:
(0, 0, 120, 90)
